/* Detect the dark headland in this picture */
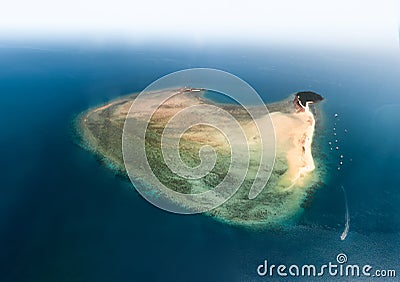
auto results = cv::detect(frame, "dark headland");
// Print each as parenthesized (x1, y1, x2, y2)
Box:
(293, 91, 324, 112)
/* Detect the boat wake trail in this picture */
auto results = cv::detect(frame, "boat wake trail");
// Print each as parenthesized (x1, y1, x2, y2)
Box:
(340, 185, 350, 241)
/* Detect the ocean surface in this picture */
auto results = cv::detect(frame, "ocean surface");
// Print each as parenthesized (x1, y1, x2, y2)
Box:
(0, 41, 399, 281)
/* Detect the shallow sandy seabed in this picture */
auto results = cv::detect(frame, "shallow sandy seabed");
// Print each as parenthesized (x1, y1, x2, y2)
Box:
(76, 89, 325, 227)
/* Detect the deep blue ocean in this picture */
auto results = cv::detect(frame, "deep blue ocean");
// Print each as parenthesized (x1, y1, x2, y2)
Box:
(0, 40, 399, 281)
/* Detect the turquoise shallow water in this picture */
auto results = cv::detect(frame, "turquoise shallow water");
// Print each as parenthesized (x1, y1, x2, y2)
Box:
(0, 41, 399, 281)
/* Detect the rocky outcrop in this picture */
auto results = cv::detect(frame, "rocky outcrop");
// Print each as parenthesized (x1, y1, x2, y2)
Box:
(293, 91, 324, 112)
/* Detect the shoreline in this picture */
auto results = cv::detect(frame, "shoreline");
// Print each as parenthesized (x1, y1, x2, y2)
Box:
(289, 102, 316, 185)
(268, 100, 317, 191)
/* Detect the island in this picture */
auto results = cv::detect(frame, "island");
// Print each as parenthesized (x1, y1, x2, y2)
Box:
(76, 89, 325, 227)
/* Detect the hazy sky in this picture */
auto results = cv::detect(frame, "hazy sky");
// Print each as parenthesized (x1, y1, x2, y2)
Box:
(0, 0, 398, 49)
